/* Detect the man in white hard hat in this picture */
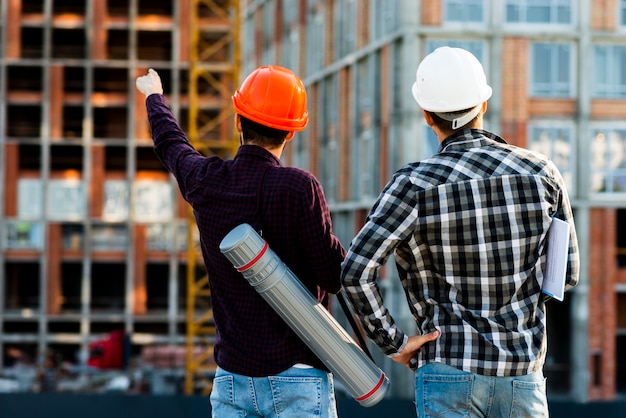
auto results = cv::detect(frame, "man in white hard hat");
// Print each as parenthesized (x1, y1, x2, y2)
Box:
(341, 46, 579, 417)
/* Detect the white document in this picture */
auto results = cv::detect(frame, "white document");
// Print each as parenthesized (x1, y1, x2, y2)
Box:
(542, 217, 570, 301)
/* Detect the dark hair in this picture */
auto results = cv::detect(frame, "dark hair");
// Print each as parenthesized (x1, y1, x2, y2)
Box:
(427, 107, 479, 134)
(240, 116, 290, 148)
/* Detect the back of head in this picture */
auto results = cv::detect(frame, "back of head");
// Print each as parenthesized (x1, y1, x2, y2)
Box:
(232, 65, 309, 133)
(412, 47, 492, 129)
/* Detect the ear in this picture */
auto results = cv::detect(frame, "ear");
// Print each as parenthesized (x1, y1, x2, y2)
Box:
(481, 101, 488, 114)
(422, 110, 434, 126)
(235, 114, 242, 132)
(284, 131, 295, 141)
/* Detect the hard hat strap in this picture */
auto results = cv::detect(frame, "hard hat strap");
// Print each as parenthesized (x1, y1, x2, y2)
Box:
(436, 104, 482, 130)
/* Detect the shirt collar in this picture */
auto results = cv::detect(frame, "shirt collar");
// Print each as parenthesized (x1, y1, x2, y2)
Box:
(438, 129, 508, 154)
(235, 144, 283, 166)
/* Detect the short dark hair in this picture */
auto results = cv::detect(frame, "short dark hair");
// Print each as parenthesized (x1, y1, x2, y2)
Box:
(427, 107, 479, 134)
(240, 115, 290, 148)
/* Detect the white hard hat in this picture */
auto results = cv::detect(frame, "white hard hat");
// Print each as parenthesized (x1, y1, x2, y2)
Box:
(412, 47, 492, 126)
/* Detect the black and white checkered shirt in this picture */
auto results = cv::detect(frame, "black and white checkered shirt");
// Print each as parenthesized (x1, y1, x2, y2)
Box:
(341, 129, 579, 376)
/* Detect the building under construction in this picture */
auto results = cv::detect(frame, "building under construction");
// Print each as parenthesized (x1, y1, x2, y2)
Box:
(239, 0, 625, 403)
(0, 0, 236, 394)
(0, 0, 625, 406)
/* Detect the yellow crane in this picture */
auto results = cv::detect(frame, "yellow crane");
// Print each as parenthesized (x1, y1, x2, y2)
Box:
(185, 0, 240, 395)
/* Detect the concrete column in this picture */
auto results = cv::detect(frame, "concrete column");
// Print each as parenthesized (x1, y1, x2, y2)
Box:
(570, 0, 592, 403)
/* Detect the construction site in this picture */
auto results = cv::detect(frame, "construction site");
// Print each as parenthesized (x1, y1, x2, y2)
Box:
(0, 0, 626, 417)
(0, 0, 235, 396)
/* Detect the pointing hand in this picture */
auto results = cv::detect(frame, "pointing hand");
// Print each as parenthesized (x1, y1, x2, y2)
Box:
(136, 68, 164, 97)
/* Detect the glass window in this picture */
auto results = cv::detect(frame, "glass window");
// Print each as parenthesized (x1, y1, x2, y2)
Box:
(147, 224, 173, 251)
(291, 126, 310, 172)
(132, 180, 174, 222)
(593, 44, 626, 99)
(241, 4, 256, 77)
(62, 224, 84, 250)
(47, 179, 86, 221)
(103, 180, 129, 221)
(528, 123, 576, 194)
(282, 0, 299, 73)
(284, 31, 298, 73)
(444, 0, 484, 23)
(530, 42, 574, 97)
(590, 127, 626, 193)
(617, 211, 626, 267)
(262, 0, 275, 51)
(18, 178, 43, 219)
(372, 0, 399, 38)
(92, 225, 127, 251)
(426, 40, 486, 64)
(355, 114, 376, 199)
(306, 3, 325, 75)
(261, 0, 277, 64)
(333, 0, 356, 59)
(354, 56, 380, 200)
(320, 75, 339, 203)
(145, 222, 186, 252)
(506, 0, 572, 24)
(4, 221, 43, 250)
(622, 0, 626, 26)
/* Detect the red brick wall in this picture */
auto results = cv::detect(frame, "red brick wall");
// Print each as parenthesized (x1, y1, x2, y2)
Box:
(133, 225, 147, 315)
(588, 208, 617, 400)
(324, 0, 334, 66)
(91, 0, 107, 60)
(357, 0, 370, 50)
(49, 65, 64, 139)
(591, 99, 626, 119)
(3, 143, 19, 217)
(591, 0, 617, 31)
(47, 224, 63, 315)
(6, 0, 22, 59)
(90, 144, 105, 219)
(421, 0, 441, 26)
(528, 98, 577, 117)
(501, 38, 529, 147)
(309, 83, 320, 177)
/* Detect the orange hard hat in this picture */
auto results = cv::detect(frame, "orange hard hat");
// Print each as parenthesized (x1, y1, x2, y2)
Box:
(232, 65, 308, 132)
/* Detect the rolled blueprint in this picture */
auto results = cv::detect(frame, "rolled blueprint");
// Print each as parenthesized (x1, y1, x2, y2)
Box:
(219, 223, 389, 407)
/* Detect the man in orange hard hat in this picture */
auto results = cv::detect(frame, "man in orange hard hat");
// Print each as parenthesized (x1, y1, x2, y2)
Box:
(137, 66, 345, 417)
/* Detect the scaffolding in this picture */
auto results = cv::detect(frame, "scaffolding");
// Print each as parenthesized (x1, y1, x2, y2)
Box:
(185, 0, 240, 395)
(0, 0, 239, 395)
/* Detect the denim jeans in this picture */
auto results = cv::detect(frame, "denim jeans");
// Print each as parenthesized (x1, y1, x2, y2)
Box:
(210, 366, 338, 417)
(415, 362, 548, 418)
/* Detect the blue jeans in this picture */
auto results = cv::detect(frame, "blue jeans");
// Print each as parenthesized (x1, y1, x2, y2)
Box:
(210, 366, 338, 417)
(415, 362, 548, 417)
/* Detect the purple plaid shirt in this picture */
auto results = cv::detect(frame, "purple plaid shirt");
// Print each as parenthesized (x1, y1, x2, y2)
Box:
(146, 94, 345, 376)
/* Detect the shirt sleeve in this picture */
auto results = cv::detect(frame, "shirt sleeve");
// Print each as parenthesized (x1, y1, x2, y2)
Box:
(296, 175, 346, 295)
(145, 94, 212, 202)
(340, 173, 416, 355)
